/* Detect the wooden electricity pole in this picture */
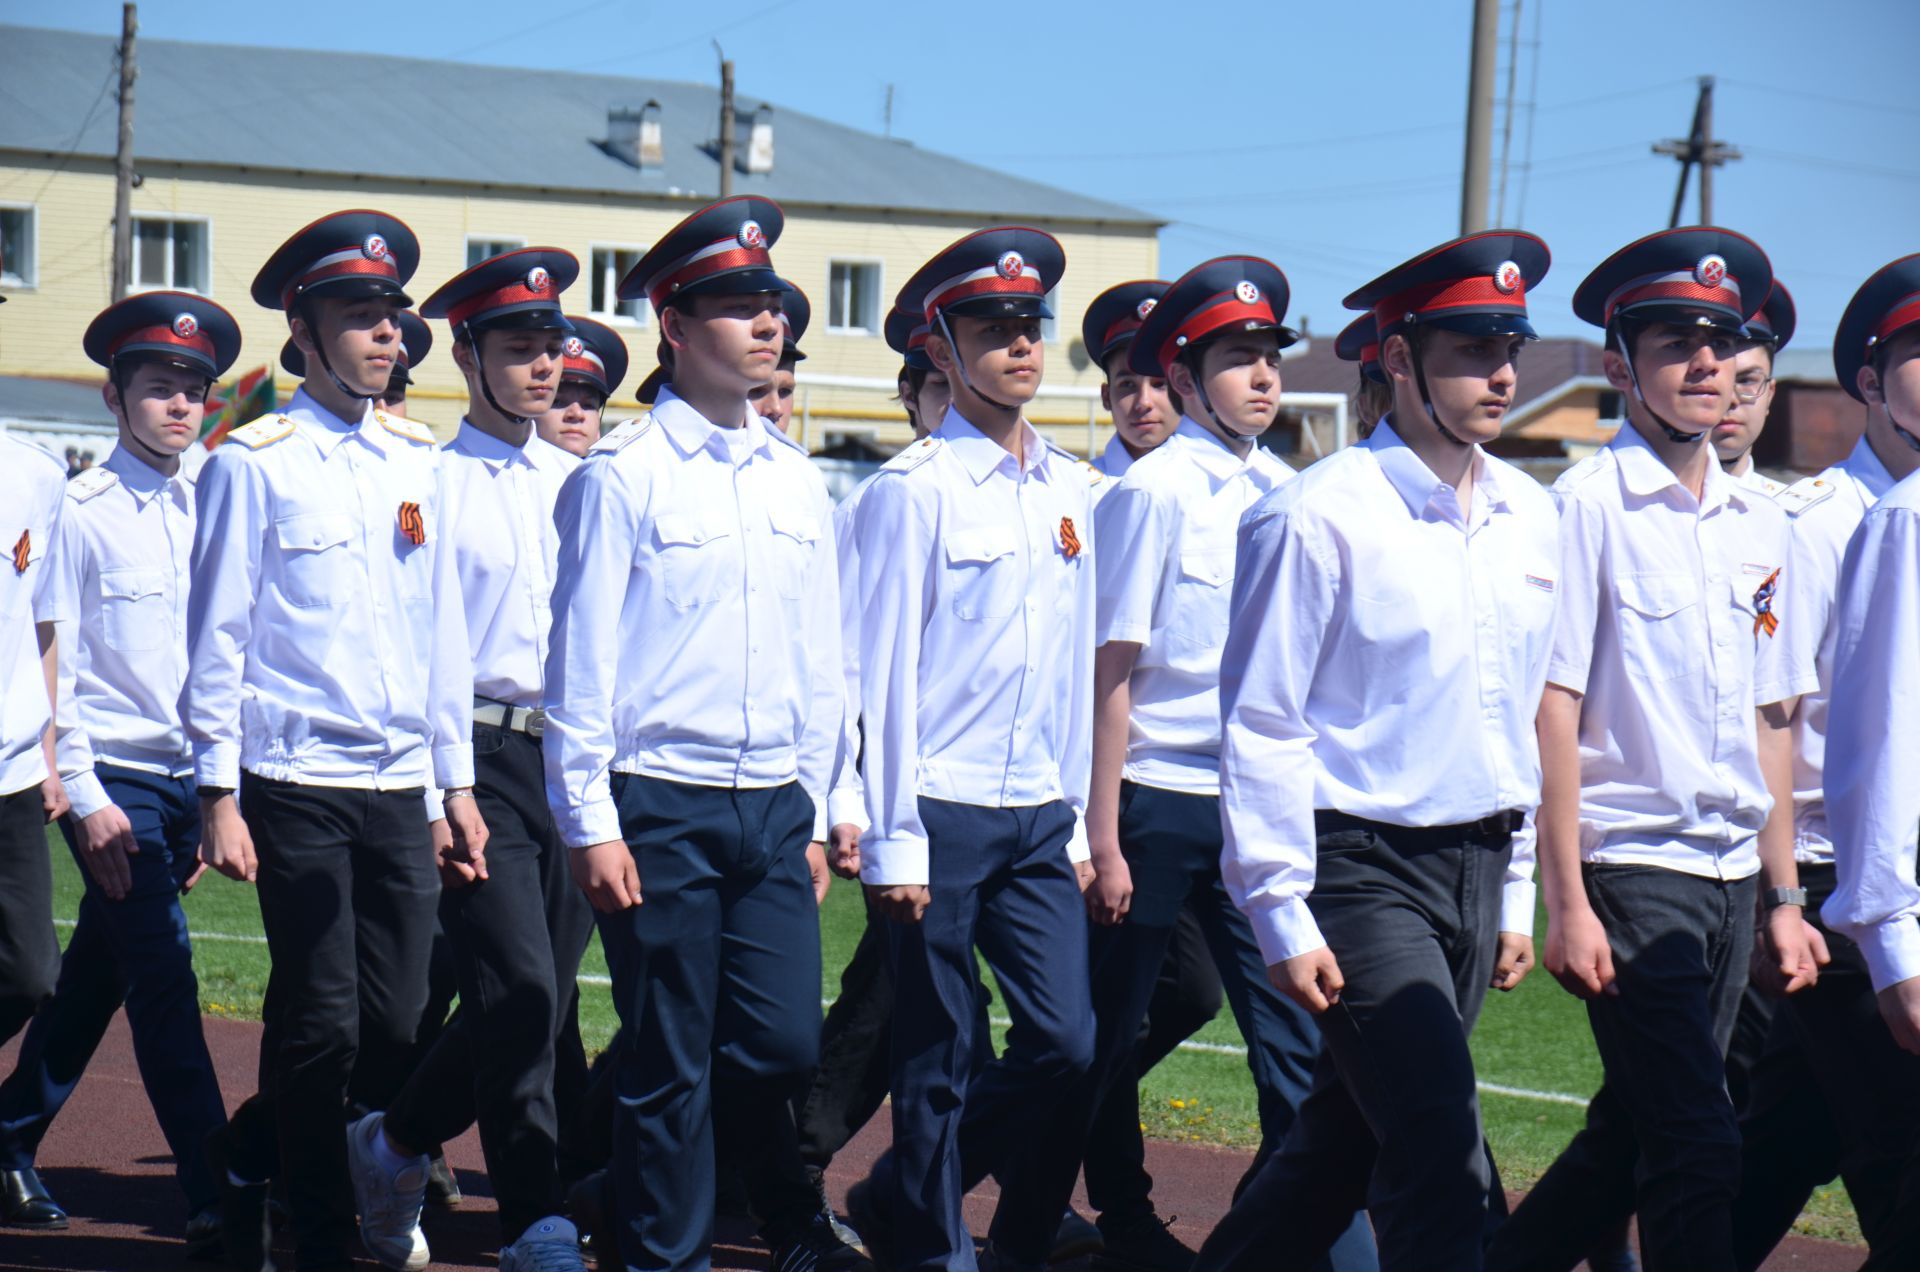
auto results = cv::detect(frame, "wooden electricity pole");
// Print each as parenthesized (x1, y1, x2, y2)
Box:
(1654, 76, 1742, 227)
(1459, 0, 1498, 234)
(716, 45, 735, 198)
(110, 3, 138, 302)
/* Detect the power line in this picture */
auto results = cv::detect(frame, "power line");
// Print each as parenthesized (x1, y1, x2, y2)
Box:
(1719, 77, 1920, 121)
(1743, 146, 1920, 183)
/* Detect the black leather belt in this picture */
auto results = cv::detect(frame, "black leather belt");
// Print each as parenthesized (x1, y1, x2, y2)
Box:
(1314, 808, 1524, 847)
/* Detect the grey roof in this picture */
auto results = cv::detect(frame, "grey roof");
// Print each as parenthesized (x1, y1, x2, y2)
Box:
(0, 25, 1157, 226)
(0, 373, 115, 428)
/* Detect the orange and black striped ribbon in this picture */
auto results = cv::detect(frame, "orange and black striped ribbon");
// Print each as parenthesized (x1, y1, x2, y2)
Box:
(1059, 516, 1082, 560)
(11, 530, 28, 575)
(398, 502, 426, 547)
(1752, 567, 1780, 638)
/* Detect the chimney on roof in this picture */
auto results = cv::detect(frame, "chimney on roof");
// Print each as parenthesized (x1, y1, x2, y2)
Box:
(608, 101, 663, 170)
(744, 103, 774, 175)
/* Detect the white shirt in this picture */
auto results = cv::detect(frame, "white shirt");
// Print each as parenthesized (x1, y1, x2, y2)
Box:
(1730, 463, 1786, 499)
(428, 421, 578, 790)
(1820, 468, 1920, 991)
(1776, 441, 1899, 863)
(542, 389, 843, 849)
(852, 407, 1099, 886)
(825, 471, 880, 832)
(1219, 419, 1558, 964)
(50, 447, 196, 819)
(1546, 420, 1816, 881)
(1092, 433, 1138, 480)
(182, 390, 464, 792)
(1096, 417, 1294, 794)
(0, 435, 67, 797)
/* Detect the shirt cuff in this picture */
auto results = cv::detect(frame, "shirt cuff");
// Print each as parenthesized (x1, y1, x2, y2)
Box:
(811, 796, 828, 844)
(433, 743, 474, 792)
(827, 782, 868, 832)
(63, 768, 111, 821)
(423, 786, 445, 822)
(563, 798, 623, 850)
(1853, 916, 1920, 994)
(1247, 895, 1328, 966)
(1097, 620, 1151, 647)
(859, 834, 929, 887)
(192, 742, 241, 791)
(1065, 813, 1090, 864)
(1500, 879, 1538, 937)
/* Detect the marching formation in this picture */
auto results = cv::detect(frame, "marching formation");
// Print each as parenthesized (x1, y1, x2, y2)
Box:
(0, 196, 1917, 1272)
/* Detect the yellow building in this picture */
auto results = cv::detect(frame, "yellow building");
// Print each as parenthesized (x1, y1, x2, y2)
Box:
(0, 24, 1160, 453)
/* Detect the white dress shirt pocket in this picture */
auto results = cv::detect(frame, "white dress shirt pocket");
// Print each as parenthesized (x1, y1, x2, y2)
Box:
(99, 567, 169, 653)
(653, 509, 738, 609)
(944, 526, 1020, 621)
(1170, 546, 1233, 652)
(767, 503, 822, 600)
(1615, 570, 1701, 685)
(274, 510, 355, 609)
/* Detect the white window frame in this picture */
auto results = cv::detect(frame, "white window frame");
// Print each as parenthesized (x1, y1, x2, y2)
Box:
(587, 243, 652, 327)
(826, 257, 885, 336)
(0, 203, 37, 290)
(129, 213, 211, 294)
(465, 234, 527, 267)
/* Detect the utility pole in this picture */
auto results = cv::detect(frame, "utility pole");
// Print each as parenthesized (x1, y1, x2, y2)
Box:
(1654, 76, 1742, 227)
(715, 43, 735, 198)
(883, 83, 895, 139)
(1459, 0, 1498, 234)
(110, 3, 137, 302)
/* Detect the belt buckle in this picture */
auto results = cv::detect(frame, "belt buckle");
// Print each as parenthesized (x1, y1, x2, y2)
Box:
(524, 708, 546, 739)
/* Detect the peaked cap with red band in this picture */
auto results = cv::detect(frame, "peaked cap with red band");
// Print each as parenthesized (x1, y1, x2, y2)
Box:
(1742, 280, 1796, 352)
(558, 314, 630, 399)
(1335, 312, 1385, 385)
(84, 291, 241, 379)
(1128, 256, 1291, 378)
(618, 196, 790, 313)
(421, 247, 578, 334)
(777, 282, 811, 364)
(281, 309, 432, 382)
(1082, 280, 1170, 372)
(1573, 226, 1769, 335)
(1345, 230, 1548, 344)
(885, 306, 934, 372)
(1834, 254, 1920, 403)
(251, 209, 420, 312)
(898, 226, 1065, 324)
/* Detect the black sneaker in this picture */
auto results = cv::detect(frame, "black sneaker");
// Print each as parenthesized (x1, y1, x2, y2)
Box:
(982, 1239, 1049, 1272)
(1091, 1213, 1195, 1272)
(804, 1165, 867, 1255)
(184, 1205, 223, 1262)
(843, 1177, 893, 1270)
(769, 1210, 874, 1272)
(1049, 1208, 1105, 1264)
(425, 1154, 461, 1209)
(202, 1124, 275, 1272)
(566, 1170, 608, 1265)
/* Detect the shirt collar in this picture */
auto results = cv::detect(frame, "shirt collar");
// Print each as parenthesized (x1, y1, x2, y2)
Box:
(1171, 415, 1269, 484)
(287, 386, 372, 458)
(1099, 433, 1135, 478)
(1843, 435, 1899, 503)
(454, 418, 535, 471)
(652, 386, 774, 465)
(1608, 417, 1746, 513)
(104, 441, 188, 507)
(937, 406, 1049, 486)
(1366, 416, 1507, 521)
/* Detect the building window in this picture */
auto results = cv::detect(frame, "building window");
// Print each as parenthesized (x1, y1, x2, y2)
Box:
(466, 236, 525, 267)
(130, 216, 209, 292)
(589, 246, 651, 325)
(0, 206, 35, 287)
(828, 259, 882, 334)
(1040, 285, 1062, 343)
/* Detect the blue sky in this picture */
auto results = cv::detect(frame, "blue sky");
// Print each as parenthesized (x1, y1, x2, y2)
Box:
(9, 0, 1919, 349)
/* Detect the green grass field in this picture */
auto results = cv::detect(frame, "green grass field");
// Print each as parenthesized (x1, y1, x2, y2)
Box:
(47, 832, 1858, 1242)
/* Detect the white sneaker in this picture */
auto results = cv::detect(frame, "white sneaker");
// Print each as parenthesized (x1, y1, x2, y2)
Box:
(345, 1111, 430, 1271)
(500, 1215, 588, 1270)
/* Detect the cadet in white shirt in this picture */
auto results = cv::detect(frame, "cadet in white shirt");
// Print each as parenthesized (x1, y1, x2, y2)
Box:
(0, 294, 238, 1246)
(1713, 283, 1795, 500)
(543, 196, 844, 1272)
(843, 227, 1098, 1272)
(279, 308, 433, 420)
(1083, 280, 1180, 481)
(1804, 254, 1920, 1269)
(182, 209, 480, 1272)
(354, 249, 593, 1272)
(538, 315, 629, 458)
(1195, 232, 1558, 1272)
(1488, 228, 1824, 1272)
(748, 286, 810, 436)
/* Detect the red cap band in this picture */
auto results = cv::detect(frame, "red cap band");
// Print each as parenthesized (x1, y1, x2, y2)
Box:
(1602, 270, 1742, 325)
(109, 323, 216, 360)
(1156, 292, 1278, 373)
(646, 242, 774, 312)
(446, 274, 559, 329)
(282, 250, 402, 310)
(1100, 315, 1146, 354)
(1373, 273, 1526, 334)
(1871, 292, 1920, 349)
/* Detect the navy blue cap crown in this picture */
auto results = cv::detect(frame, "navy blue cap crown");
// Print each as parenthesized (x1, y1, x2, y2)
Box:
(1128, 256, 1291, 378)
(421, 248, 578, 334)
(1345, 231, 1548, 343)
(280, 309, 431, 382)
(252, 210, 420, 312)
(559, 315, 630, 399)
(1743, 281, 1796, 352)
(1335, 312, 1385, 384)
(885, 306, 934, 372)
(1573, 226, 1770, 334)
(778, 282, 810, 363)
(1082, 280, 1169, 372)
(1834, 254, 1920, 403)
(898, 227, 1065, 324)
(619, 196, 788, 311)
(84, 291, 242, 379)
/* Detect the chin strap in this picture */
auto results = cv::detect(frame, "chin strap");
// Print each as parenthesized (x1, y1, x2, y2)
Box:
(298, 297, 382, 403)
(1402, 329, 1469, 446)
(935, 310, 1021, 416)
(1613, 319, 1707, 445)
(110, 360, 210, 466)
(463, 322, 537, 428)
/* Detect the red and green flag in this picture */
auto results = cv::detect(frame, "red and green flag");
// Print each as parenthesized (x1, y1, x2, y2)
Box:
(200, 364, 276, 449)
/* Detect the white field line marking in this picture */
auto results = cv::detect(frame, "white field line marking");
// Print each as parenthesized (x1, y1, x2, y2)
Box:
(69, 921, 1591, 1109)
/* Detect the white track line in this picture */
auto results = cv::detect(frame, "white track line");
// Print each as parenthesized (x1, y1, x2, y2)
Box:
(61, 920, 1592, 1109)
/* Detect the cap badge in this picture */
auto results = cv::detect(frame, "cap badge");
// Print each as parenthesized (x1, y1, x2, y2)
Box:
(171, 312, 199, 339)
(1695, 254, 1728, 288)
(526, 266, 551, 294)
(1493, 260, 1522, 294)
(1235, 280, 1261, 306)
(996, 250, 1025, 282)
(1135, 297, 1158, 320)
(564, 336, 585, 358)
(738, 220, 767, 250)
(362, 234, 390, 261)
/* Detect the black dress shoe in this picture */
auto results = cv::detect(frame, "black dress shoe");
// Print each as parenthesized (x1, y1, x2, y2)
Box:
(185, 1205, 224, 1261)
(424, 1154, 461, 1208)
(1, 1166, 68, 1229)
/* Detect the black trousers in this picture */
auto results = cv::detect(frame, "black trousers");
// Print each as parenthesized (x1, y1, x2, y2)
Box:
(0, 784, 58, 1047)
(1487, 866, 1755, 1272)
(1195, 814, 1510, 1272)
(794, 888, 896, 1175)
(243, 775, 439, 1272)
(384, 727, 594, 1242)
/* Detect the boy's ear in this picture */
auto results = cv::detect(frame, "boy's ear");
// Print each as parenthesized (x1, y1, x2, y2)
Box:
(1601, 348, 1635, 394)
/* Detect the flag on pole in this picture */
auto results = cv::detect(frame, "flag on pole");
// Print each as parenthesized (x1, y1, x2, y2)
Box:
(201, 364, 276, 449)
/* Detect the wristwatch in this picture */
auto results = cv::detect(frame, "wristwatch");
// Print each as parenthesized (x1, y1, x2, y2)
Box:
(1762, 886, 1809, 911)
